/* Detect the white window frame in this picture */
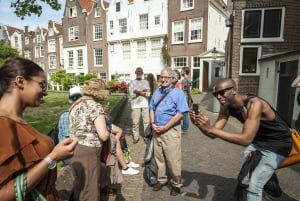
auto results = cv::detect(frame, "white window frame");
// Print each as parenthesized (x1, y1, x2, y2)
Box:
(181, 0, 194, 11)
(69, 26, 79, 41)
(122, 42, 131, 60)
(49, 55, 56, 69)
(119, 18, 127, 33)
(95, 7, 101, 17)
(68, 51, 74, 69)
(172, 20, 185, 44)
(48, 39, 56, 52)
(137, 40, 146, 59)
(239, 45, 262, 76)
(172, 56, 188, 69)
(241, 7, 285, 43)
(154, 15, 161, 25)
(93, 24, 103, 41)
(94, 48, 103, 67)
(109, 20, 114, 35)
(40, 46, 44, 57)
(189, 18, 202, 43)
(77, 49, 83, 68)
(139, 14, 148, 30)
(151, 39, 161, 57)
(192, 56, 201, 68)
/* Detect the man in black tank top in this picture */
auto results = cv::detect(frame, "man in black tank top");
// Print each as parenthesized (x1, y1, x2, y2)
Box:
(190, 78, 292, 201)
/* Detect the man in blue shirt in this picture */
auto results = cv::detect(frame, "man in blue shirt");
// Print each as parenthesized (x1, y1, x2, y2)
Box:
(58, 86, 82, 165)
(149, 68, 189, 196)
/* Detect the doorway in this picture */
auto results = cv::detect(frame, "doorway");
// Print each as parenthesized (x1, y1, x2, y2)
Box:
(277, 60, 299, 124)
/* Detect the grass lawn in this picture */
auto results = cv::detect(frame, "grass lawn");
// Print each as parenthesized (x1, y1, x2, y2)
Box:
(24, 91, 122, 134)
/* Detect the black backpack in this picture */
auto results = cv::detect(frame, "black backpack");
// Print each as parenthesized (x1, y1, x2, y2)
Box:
(48, 124, 59, 145)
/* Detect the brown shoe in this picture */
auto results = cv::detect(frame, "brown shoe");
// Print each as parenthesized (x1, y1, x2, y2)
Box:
(152, 182, 167, 191)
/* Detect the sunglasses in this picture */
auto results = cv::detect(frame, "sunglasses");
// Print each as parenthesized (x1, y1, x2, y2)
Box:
(31, 79, 48, 90)
(160, 76, 170, 80)
(213, 87, 233, 97)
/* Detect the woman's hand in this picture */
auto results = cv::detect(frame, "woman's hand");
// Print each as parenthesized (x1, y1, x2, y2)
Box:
(48, 137, 78, 162)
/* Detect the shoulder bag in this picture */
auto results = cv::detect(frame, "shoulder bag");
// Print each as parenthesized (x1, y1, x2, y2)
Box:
(144, 87, 174, 138)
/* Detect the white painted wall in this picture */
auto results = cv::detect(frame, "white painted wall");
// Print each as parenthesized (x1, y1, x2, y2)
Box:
(207, 4, 228, 52)
(10, 31, 23, 54)
(258, 54, 300, 122)
(106, 0, 168, 81)
(63, 45, 88, 74)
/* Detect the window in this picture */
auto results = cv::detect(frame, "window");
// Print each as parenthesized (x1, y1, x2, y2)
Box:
(100, 73, 107, 81)
(49, 56, 56, 69)
(36, 35, 42, 44)
(95, 7, 101, 17)
(240, 46, 261, 75)
(137, 40, 146, 59)
(151, 39, 161, 57)
(192, 56, 200, 68)
(14, 36, 18, 49)
(172, 21, 184, 44)
(68, 51, 74, 68)
(140, 14, 148, 30)
(242, 7, 284, 42)
(154, 15, 160, 25)
(122, 42, 131, 60)
(48, 39, 55, 52)
(69, 26, 79, 41)
(189, 18, 202, 42)
(24, 50, 31, 59)
(40, 46, 44, 57)
(94, 24, 103, 40)
(35, 47, 39, 58)
(68, 7, 77, 18)
(77, 49, 83, 67)
(94, 48, 103, 66)
(110, 20, 114, 35)
(181, 0, 194, 11)
(172, 57, 187, 68)
(25, 37, 29, 45)
(116, 2, 120, 12)
(119, 18, 127, 33)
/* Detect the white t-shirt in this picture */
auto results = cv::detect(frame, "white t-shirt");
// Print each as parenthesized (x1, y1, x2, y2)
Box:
(129, 79, 150, 109)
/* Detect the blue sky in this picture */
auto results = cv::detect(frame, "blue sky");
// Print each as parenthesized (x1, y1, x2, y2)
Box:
(0, 0, 65, 29)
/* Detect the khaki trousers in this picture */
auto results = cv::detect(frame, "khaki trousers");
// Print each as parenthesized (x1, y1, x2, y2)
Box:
(154, 124, 182, 187)
(131, 107, 149, 140)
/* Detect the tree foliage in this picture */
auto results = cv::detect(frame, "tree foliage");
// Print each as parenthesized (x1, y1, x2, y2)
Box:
(10, 0, 61, 20)
(0, 41, 20, 66)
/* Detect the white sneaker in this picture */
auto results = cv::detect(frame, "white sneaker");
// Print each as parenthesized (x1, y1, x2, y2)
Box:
(122, 167, 139, 175)
(127, 161, 140, 168)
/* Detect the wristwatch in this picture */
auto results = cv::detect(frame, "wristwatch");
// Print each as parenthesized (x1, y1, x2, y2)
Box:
(44, 156, 56, 170)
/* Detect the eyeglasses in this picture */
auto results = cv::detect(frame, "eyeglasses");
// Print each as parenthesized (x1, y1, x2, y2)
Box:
(213, 87, 233, 97)
(30, 79, 48, 90)
(160, 76, 170, 80)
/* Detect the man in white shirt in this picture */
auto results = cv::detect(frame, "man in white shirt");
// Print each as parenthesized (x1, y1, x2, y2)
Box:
(129, 67, 150, 144)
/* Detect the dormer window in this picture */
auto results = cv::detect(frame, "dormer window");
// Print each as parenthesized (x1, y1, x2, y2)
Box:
(68, 7, 77, 18)
(116, 2, 120, 12)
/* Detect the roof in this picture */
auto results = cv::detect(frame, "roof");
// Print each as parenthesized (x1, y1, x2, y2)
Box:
(6, 26, 24, 36)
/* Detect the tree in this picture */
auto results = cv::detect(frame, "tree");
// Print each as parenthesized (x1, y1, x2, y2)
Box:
(0, 41, 20, 66)
(10, 0, 61, 20)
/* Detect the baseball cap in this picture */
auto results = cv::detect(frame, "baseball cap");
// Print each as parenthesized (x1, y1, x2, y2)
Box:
(69, 86, 82, 98)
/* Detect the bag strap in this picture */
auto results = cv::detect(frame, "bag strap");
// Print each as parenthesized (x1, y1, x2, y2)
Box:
(153, 86, 174, 111)
(69, 98, 92, 113)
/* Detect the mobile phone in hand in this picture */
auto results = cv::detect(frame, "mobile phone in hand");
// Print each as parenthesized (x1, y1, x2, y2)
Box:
(192, 104, 199, 114)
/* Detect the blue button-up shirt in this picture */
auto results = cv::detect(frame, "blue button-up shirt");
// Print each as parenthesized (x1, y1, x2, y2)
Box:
(58, 111, 69, 142)
(149, 85, 189, 126)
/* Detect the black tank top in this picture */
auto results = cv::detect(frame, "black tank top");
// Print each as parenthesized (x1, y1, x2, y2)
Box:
(228, 94, 292, 157)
